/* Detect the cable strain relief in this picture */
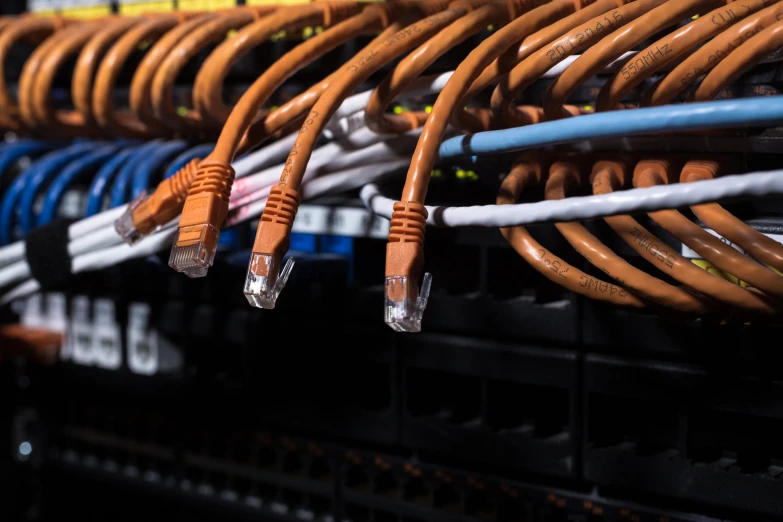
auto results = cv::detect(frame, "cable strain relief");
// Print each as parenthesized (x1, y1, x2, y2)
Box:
(633, 159, 674, 188)
(389, 201, 427, 248)
(320, 1, 363, 26)
(170, 158, 201, 203)
(261, 185, 301, 231)
(680, 159, 720, 183)
(187, 159, 235, 203)
(590, 159, 630, 187)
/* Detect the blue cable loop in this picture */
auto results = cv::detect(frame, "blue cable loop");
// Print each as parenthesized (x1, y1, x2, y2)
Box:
(0, 146, 83, 245)
(109, 140, 164, 207)
(0, 140, 56, 185)
(130, 140, 189, 199)
(37, 144, 120, 226)
(85, 147, 136, 217)
(438, 96, 783, 159)
(17, 141, 101, 235)
(163, 143, 213, 179)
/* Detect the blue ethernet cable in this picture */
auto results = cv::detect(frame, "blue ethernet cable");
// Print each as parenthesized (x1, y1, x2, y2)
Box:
(163, 143, 213, 179)
(17, 141, 101, 236)
(37, 144, 120, 226)
(130, 140, 188, 199)
(0, 140, 55, 185)
(0, 145, 91, 244)
(85, 147, 137, 217)
(109, 140, 164, 207)
(438, 97, 783, 159)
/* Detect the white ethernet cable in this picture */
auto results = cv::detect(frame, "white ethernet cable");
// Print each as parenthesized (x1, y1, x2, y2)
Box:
(232, 126, 402, 200)
(361, 169, 783, 229)
(230, 131, 420, 210)
(1, 159, 410, 304)
(1, 224, 179, 305)
(0, 220, 125, 289)
(0, 112, 393, 280)
(233, 132, 299, 179)
(0, 204, 128, 269)
(225, 159, 408, 228)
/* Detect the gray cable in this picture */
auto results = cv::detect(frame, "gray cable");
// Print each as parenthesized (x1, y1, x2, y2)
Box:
(360, 170, 783, 228)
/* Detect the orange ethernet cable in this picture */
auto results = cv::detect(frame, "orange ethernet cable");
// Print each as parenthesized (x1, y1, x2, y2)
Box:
(595, 0, 776, 112)
(166, 0, 460, 284)
(490, 0, 654, 127)
(499, 154, 648, 310)
(115, 3, 425, 243)
(692, 17, 783, 100)
(542, 0, 731, 120)
(192, 1, 374, 126)
(380, 0, 618, 330)
(590, 159, 780, 317)
(545, 158, 712, 313)
(633, 159, 783, 308)
(644, 1, 783, 106)
(91, 12, 195, 138)
(681, 159, 783, 275)
(0, 15, 77, 130)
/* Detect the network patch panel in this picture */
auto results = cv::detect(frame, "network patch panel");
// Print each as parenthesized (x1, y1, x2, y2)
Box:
(6, 0, 783, 520)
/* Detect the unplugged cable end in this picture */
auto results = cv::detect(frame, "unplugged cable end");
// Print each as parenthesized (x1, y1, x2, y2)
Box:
(115, 191, 156, 245)
(384, 273, 432, 333)
(244, 253, 294, 309)
(168, 223, 220, 278)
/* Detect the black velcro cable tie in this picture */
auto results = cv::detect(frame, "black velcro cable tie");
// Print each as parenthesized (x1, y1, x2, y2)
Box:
(25, 218, 77, 291)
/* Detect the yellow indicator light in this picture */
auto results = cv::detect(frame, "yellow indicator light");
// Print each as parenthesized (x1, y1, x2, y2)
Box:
(487, 25, 494, 31)
(583, 105, 594, 112)
(692, 14, 699, 19)
(271, 30, 287, 42)
(176, 106, 189, 117)
(431, 169, 443, 178)
(456, 169, 466, 179)
(270, 105, 279, 112)
(226, 30, 238, 40)
(467, 170, 478, 180)
(425, 105, 433, 114)
(302, 27, 314, 39)
(393, 106, 407, 115)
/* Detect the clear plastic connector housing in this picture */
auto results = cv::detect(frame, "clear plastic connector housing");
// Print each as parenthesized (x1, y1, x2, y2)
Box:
(168, 223, 220, 278)
(384, 273, 432, 333)
(115, 191, 151, 245)
(243, 253, 295, 309)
